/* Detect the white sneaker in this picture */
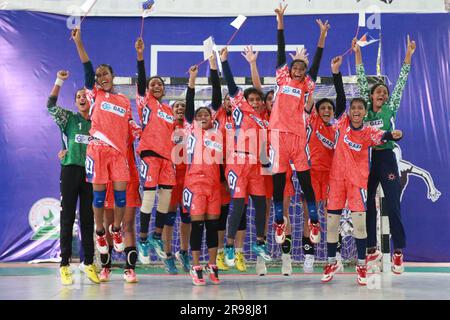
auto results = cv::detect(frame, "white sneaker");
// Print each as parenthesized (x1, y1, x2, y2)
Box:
(303, 254, 315, 273)
(256, 256, 267, 276)
(281, 253, 292, 276)
(274, 217, 287, 244)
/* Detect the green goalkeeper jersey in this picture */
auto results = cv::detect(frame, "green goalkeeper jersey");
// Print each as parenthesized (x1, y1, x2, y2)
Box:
(47, 96, 91, 167)
(356, 63, 411, 150)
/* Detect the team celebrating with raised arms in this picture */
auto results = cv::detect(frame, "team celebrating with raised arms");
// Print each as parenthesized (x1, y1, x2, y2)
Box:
(49, 3, 415, 287)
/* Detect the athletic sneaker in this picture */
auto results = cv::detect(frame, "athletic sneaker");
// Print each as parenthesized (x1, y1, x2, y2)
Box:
(216, 251, 229, 271)
(303, 254, 315, 273)
(308, 219, 321, 244)
(190, 265, 206, 286)
(108, 225, 125, 253)
(321, 260, 343, 283)
(99, 267, 111, 282)
(252, 242, 272, 262)
(95, 233, 109, 254)
(79, 262, 100, 284)
(366, 249, 382, 266)
(224, 246, 235, 267)
(281, 253, 292, 276)
(256, 256, 267, 276)
(163, 255, 178, 275)
(336, 251, 343, 264)
(137, 240, 151, 264)
(392, 253, 404, 274)
(148, 236, 167, 260)
(175, 250, 190, 273)
(356, 264, 368, 286)
(235, 251, 247, 272)
(60, 266, 73, 285)
(204, 264, 221, 284)
(274, 217, 287, 244)
(123, 269, 138, 283)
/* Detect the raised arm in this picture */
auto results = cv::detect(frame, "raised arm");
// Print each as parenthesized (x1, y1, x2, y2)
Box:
(135, 37, 147, 97)
(185, 65, 198, 123)
(209, 54, 222, 111)
(47, 70, 71, 130)
(389, 35, 415, 112)
(308, 19, 330, 81)
(275, 3, 288, 68)
(242, 45, 262, 91)
(219, 48, 238, 97)
(331, 56, 346, 118)
(71, 28, 94, 90)
(353, 38, 370, 102)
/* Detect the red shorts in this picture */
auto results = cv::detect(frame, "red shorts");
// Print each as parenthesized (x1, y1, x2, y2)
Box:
(104, 179, 142, 209)
(270, 132, 310, 173)
(327, 179, 367, 212)
(311, 169, 330, 202)
(220, 182, 231, 206)
(264, 168, 295, 198)
(183, 178, 221, 216)
(139, 156, 176, 188)
(170, 168, 186, 207)
(226, 162, 266, 199)
(86, 143, 129, 184)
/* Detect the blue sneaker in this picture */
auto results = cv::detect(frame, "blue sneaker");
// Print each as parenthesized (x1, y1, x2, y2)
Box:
(252, 243, 272, 262)
(163, 256, 178, 274)
(148, 236, 167, 260)
(137, 240, 151, 264)
(175, 250, 190, 273)
(224, 246, 235, 267)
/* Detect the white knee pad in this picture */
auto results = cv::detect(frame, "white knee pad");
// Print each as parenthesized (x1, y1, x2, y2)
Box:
(141, 190, 156, 214)
(156, 188, 173, 214)
(326, 214, 341, 243)
(351, 211, 367, 239)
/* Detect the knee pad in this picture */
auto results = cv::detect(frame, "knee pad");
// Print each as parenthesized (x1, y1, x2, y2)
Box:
(93, 190, 106, 209)
(165, 212, 176, 227)
(190, 221, 204, 251)
(100, 247, 112, 267)
(113, 190, 126, 208)
(125, 247, 137, 267)
(205, 220, 219, 248)
(180, 213, 191, 224)
(327, 213, 341, 243)
(351, 212, 367, 239)
(302, 236, 314, 255)
(141, 190, 156, 214)
(157, 188, 173, 213)
(282, 235, 292, 254)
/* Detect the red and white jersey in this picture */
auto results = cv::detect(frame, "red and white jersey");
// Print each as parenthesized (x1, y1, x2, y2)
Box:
(172, 120, 187, 172)
(136, 91, 175, 160)
(229, 90, 268, 157)
(184, 121, 223, 185)
(329, 113, 387, 188)
(269, 64, 315, 138)
(306, 109, 336, 172)
(87, 85, 132, 156)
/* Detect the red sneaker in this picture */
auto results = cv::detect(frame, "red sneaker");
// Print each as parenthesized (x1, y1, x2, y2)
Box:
(108, 224, 125, 253)
(123, 269, 138, 283)
(205, 264, 221, 285)
(321, 260, 343, 283)
(356, 265, 368, 286)
(99, 267, 111, 282)
(308, 220, 321, 244)
(392, 253, 404, 274)
(96, 233, 109, 254)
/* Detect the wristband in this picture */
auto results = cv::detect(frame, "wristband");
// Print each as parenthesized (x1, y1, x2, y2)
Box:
(55, 78, 64, 87)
